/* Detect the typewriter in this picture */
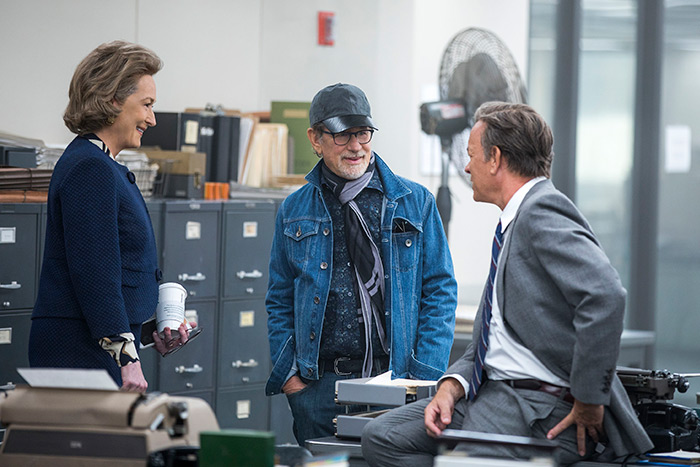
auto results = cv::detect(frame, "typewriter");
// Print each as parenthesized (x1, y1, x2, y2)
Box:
(618, 367, 700, 453)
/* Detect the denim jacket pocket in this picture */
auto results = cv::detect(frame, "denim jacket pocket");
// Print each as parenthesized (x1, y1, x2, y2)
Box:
(283, 219, 321, 264)
(391, 217, 421, 272)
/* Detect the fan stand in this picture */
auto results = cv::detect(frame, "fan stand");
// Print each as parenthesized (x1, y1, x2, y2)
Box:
(436, 137, 453, 239)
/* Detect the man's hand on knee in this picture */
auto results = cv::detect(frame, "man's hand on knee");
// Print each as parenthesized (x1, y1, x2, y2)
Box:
(424, 378, 465, 438)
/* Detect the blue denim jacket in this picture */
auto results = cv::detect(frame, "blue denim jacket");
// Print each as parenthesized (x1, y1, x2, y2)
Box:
(265, 153, 457, 395)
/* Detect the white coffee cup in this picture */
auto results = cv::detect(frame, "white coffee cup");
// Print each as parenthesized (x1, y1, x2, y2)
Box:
(156, 282, 187, 337)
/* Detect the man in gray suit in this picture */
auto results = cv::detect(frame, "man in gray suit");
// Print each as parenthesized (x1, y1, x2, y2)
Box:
(362, 102, 653, 466)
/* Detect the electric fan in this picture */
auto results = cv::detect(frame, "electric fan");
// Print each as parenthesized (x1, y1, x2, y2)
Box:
(420, 27, 528, 236)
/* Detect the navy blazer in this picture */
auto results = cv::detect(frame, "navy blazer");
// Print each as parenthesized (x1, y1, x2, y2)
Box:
(30, 135, 160, 384)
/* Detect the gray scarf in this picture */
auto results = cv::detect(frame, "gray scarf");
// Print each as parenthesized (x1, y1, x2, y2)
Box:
(321, 154, 388, 377)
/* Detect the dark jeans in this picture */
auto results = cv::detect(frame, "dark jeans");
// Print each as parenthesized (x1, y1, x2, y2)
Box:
(286, 358, 388, 446)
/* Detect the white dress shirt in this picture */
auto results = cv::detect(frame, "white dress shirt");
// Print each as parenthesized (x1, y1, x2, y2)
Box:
(444, 177, 568, 395)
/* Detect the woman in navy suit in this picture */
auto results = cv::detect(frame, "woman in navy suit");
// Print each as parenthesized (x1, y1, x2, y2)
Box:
(30, 41, 191, 391)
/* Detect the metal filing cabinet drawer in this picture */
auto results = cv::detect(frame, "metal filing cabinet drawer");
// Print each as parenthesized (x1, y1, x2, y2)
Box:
(0, 204, 40, 311)
(221, 201, 275, 299)
(215, 384, 269, 430)
(218, 300, 270, 387)
(162, 201, 220, 299)
(159, 300, 216, 393)
(0, 312, 31, 384)
(168, 389, 215, 410)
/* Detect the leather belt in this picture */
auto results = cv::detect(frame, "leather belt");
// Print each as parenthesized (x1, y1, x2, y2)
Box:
(503, 379, 575, 404)
(320, 356, 389, 376)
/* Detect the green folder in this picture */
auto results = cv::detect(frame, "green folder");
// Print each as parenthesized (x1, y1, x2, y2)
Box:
(270, 101, 315, 175)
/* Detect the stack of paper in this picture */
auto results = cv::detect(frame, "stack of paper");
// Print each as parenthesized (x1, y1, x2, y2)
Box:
(239, 123, 288, 187)
(643, 451, 700, 465)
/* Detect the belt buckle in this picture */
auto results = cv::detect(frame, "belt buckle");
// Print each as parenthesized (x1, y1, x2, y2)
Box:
(334, 357, 352, 376)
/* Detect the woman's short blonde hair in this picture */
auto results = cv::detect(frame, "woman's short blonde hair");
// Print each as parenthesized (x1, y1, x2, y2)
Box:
(63, 40, 162, 135)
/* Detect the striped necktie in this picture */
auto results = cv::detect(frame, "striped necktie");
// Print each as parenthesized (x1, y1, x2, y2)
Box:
(468, 221, 504, 400)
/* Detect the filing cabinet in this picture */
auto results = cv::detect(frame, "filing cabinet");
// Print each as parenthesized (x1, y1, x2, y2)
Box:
(162, 201, 221, 299)
(216, 200, 277, 433)
(0, 204, 40, 311)
(0, 195, 289, 438)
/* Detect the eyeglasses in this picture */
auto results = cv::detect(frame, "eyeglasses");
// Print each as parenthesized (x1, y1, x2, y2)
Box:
(321, 129, 375, 146)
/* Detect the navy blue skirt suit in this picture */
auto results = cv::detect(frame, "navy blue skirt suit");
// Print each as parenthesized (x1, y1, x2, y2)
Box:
(29, 135, 161, 385)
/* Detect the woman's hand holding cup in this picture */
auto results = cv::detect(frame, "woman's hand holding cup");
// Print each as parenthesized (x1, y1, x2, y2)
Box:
(153, 320, 197, 356)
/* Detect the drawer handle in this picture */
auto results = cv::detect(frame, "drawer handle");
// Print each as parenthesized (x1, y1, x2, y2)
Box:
(175, 364, 203, 374)
(236, 269, 262, 280)
(178, 272, 206, 282)
(0, 281, 21, 290)
(232, 359, 258, 368)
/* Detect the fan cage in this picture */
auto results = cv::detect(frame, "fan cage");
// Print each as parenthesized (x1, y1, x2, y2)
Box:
(438, 27, 528, 173)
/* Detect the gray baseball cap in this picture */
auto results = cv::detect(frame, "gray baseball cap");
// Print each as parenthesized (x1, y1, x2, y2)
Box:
(309, 83, 378, 133)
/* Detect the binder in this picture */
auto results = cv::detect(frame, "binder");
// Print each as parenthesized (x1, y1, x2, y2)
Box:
(140, 111, 181, 150)
(212, 115, 241, 183)
(180, 113, 240, 184)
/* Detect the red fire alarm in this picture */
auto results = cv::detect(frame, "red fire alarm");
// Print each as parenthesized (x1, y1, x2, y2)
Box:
(318, 11, 335, 46)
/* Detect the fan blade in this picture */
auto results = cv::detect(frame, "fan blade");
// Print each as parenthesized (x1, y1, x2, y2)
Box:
(448, 53, 509, 117)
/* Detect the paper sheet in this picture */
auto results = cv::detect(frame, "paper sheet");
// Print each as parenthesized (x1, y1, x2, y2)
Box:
(17, 368, 119, 391)
(366, 371, 437, 387)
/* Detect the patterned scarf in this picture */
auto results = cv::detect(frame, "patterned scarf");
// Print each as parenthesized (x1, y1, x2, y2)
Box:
(321, 154, 388, 377)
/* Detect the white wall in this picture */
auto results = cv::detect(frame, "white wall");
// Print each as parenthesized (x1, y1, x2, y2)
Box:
(0, 0, 530, 306)
(411, 0, 531, 303)
(0, 0, 262, 145)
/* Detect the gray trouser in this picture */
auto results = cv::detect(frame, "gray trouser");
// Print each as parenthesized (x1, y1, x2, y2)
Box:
(361, 379, 618, 467)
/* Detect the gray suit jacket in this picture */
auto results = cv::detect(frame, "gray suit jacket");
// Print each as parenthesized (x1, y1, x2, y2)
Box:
(448, 179, 653, 456)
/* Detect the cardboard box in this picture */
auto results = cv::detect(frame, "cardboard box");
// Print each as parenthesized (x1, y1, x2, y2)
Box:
(141, 148, 206, 176)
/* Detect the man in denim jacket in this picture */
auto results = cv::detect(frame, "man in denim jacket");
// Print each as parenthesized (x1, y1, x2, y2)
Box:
(265, 83, 458, 444)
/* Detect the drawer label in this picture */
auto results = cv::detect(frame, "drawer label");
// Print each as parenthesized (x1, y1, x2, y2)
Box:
(0, 327, 12, 344)
(0, 227, 16, 244)
(236, 399, 251, 419)
(239, 311, 255, 328)
(243, 221, 258, 238)
(184, 120, 199, 145)
(185, 309, 199, 323)
(185, 221, 201, 240)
